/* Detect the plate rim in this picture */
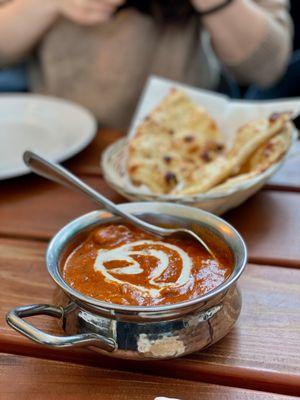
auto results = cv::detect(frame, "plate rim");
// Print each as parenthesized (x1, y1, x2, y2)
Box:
(0, 93, 97, 180)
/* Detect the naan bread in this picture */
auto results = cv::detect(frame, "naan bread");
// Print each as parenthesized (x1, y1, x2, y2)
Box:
(208, 171, 258, 194)
(128, 87, 292, 196)
(240, 124, 292, 173)
(209, 127, 292, 194)
(176, 113, 291, 195)
(127, 89, 224, 194)
(148, 88, 222, 145)
(228, 112, 291, 170)
(128, 119, 183, 193)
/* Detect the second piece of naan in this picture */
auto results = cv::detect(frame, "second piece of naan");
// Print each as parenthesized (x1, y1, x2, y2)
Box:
(176, 113, 291, 195)
(209, 126, 292, 194)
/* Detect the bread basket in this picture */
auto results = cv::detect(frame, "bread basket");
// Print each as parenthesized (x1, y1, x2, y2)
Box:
(101, 130, 297, 215)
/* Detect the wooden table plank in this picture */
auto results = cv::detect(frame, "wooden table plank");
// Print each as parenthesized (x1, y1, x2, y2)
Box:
(225, 190, 300, 267)
(1, 175, 300, 266)
(0, 175, 123, 240)
(1, 354, 295, 400)
(266, 141, 300, 191)
(65, 129, 300, 192)
(1, 238, 300, 396)
(66, 128, 123, 175)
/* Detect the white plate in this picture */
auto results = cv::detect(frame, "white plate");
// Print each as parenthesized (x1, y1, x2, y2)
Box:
(0, 94, 97, 180)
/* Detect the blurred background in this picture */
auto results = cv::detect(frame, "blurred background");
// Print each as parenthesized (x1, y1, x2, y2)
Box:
(0, 0, 299, 128)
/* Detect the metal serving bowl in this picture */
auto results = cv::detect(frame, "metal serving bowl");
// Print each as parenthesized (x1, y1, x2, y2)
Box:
(6, 202, 247, 360)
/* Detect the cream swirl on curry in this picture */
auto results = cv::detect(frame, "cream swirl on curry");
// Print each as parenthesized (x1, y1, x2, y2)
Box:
(95, 240, 193, 297)
(63, 224, 233, 306)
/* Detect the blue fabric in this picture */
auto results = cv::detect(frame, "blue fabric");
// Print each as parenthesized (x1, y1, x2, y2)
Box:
(0, 63, 28, 92)
(217, 71, 241, 99)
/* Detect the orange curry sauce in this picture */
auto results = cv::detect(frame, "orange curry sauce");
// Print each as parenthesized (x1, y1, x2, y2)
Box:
(63, 224, 233, 306)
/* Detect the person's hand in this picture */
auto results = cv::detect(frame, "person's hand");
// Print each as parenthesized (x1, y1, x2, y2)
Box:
(57, 0, 125, 25)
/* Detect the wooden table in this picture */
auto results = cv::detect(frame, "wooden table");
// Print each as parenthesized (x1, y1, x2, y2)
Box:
(1, 129, 300, 400)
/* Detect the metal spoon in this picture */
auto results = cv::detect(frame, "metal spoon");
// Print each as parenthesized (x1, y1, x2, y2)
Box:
(23, 151, 215, 258)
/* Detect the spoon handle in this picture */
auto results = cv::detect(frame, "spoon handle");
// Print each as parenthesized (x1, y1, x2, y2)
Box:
(23, 151, 165, 236)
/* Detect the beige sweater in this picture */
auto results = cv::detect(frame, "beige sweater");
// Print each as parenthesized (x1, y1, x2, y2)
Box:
(30, 1, 292, 129)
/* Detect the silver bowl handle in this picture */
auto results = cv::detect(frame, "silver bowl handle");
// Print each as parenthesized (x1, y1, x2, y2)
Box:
(6, 304, 116, 352)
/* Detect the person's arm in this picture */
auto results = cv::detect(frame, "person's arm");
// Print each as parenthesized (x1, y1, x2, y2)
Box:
(0, 0, 124, 67)
(0, 0, 59, 66)
(191, 0, 293, 87)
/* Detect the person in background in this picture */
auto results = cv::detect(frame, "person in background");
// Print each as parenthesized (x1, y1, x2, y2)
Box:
(290, 0, 300, 50)
(0, 0, 293, 129)
(245, 0, 300, 100)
